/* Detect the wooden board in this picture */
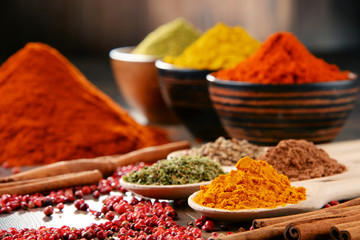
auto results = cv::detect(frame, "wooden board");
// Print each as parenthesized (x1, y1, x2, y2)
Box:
(1, 139, 360, 232)
(318, 139, 360, 162)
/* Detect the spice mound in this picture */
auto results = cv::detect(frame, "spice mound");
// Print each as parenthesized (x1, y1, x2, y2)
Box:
(193, 157, 306, 210)
(164, 22, 261, 70)
(260, 139, 346, 181)
(0, 42, 168, 167)
(213, 32, 350, 84)
(183, 137, 265, 166)
(132, 18, 201, 58)
(123, 156, 225, 185)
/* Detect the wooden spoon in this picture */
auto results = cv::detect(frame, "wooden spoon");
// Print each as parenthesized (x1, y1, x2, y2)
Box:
(188, 176, 360, 221)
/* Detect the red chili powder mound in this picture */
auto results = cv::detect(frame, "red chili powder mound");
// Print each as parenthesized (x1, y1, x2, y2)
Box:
(259, 139, 346, 181)
(214, 32, 350, 84)
(0, 42, 169, 166)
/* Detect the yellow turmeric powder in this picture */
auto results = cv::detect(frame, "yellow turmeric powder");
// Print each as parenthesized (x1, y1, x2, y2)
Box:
(193, 157, 306, 210)
(164, 22, 261, 70)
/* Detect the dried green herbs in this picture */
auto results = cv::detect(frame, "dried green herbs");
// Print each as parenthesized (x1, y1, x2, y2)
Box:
(123, 156, 225, 185)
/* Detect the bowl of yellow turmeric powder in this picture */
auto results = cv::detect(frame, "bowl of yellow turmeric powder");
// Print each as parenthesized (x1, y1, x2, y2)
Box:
(156, 23, 261, 141)
(207, 32, 359, 146)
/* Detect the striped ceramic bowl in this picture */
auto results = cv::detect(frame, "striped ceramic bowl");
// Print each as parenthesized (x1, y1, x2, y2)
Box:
(207, 73, 359, 145)
(156, 60, 228, 141)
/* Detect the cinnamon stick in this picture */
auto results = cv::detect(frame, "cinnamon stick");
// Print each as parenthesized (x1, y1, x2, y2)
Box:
(0, 141, 190, 183)
(0, 176, 65, 189)
(0, 157, 115, 183)
(339, 226, 360, 240)
(111, 140, 190, 166)
(253, 197, 360, 228)
(284, 212, 360, 240)
(214, 205, 360, 240)
(0, 170, 103, 195)
(330, 220, 360, 240)
(210, 226, 285, 240)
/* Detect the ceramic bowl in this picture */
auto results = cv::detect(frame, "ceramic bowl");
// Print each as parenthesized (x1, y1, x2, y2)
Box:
(155, 60, 228, 141)
(206, 73, 359, 146)
(109, 47, 178, 124)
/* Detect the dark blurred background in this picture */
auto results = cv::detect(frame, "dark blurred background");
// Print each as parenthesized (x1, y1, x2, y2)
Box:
(1, 0, 359, 141)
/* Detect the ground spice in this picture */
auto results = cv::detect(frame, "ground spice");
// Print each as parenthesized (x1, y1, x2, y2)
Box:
(213, 32, 350, 84)
(0, 42, 169, 167)
(183, 136, 265, 166)
(123, 156, 225, 185)
(193, 157, 306, 210)
(132, 18, 201, 58)
(259, 139, 346, 181)
(164, 22, 261, 70)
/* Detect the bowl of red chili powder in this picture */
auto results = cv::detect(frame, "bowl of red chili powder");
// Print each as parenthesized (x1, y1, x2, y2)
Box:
(207, 32, 359, 146)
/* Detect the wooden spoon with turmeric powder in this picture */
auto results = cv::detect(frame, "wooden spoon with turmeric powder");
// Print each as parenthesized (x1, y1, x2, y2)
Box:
(188, 177, 360, 221)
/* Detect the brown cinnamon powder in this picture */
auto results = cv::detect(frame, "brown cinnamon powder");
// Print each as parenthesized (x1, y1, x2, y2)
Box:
(259, 139, 346, 181)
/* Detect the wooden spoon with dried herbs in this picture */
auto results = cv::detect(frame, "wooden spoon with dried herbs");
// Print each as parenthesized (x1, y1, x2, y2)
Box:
(120, 156, 225, 199)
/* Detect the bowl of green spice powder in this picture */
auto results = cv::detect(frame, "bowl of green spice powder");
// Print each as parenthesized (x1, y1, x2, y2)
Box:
(109, 18, 200, 124)
(120, 156, 225, 199)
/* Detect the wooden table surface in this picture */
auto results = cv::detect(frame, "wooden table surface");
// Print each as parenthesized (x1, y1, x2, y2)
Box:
(1, 139, 360, 237)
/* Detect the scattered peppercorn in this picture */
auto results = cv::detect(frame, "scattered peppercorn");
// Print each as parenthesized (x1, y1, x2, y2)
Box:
(202, 220, 215, 232)
(56, 202, 64, 211)
(79, 202, 89, 211)
(1, 195, 204, 239)
(43, 205, 54, 216)
(1, 162, 10, 168)
(74, 199, 84, 210)
(105, 211, 115, 221)
(74, 190, 84, 198)
(101, 205, 110, 214)
(0, 163, 206, 239)
(211, 232, 220, 237)
(92, 190, 101, 199)
(329, 200, 340, 206)
(323, 200, 340, 208)
(81, 186, 91, 195)
(11, 166, 21, 174)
